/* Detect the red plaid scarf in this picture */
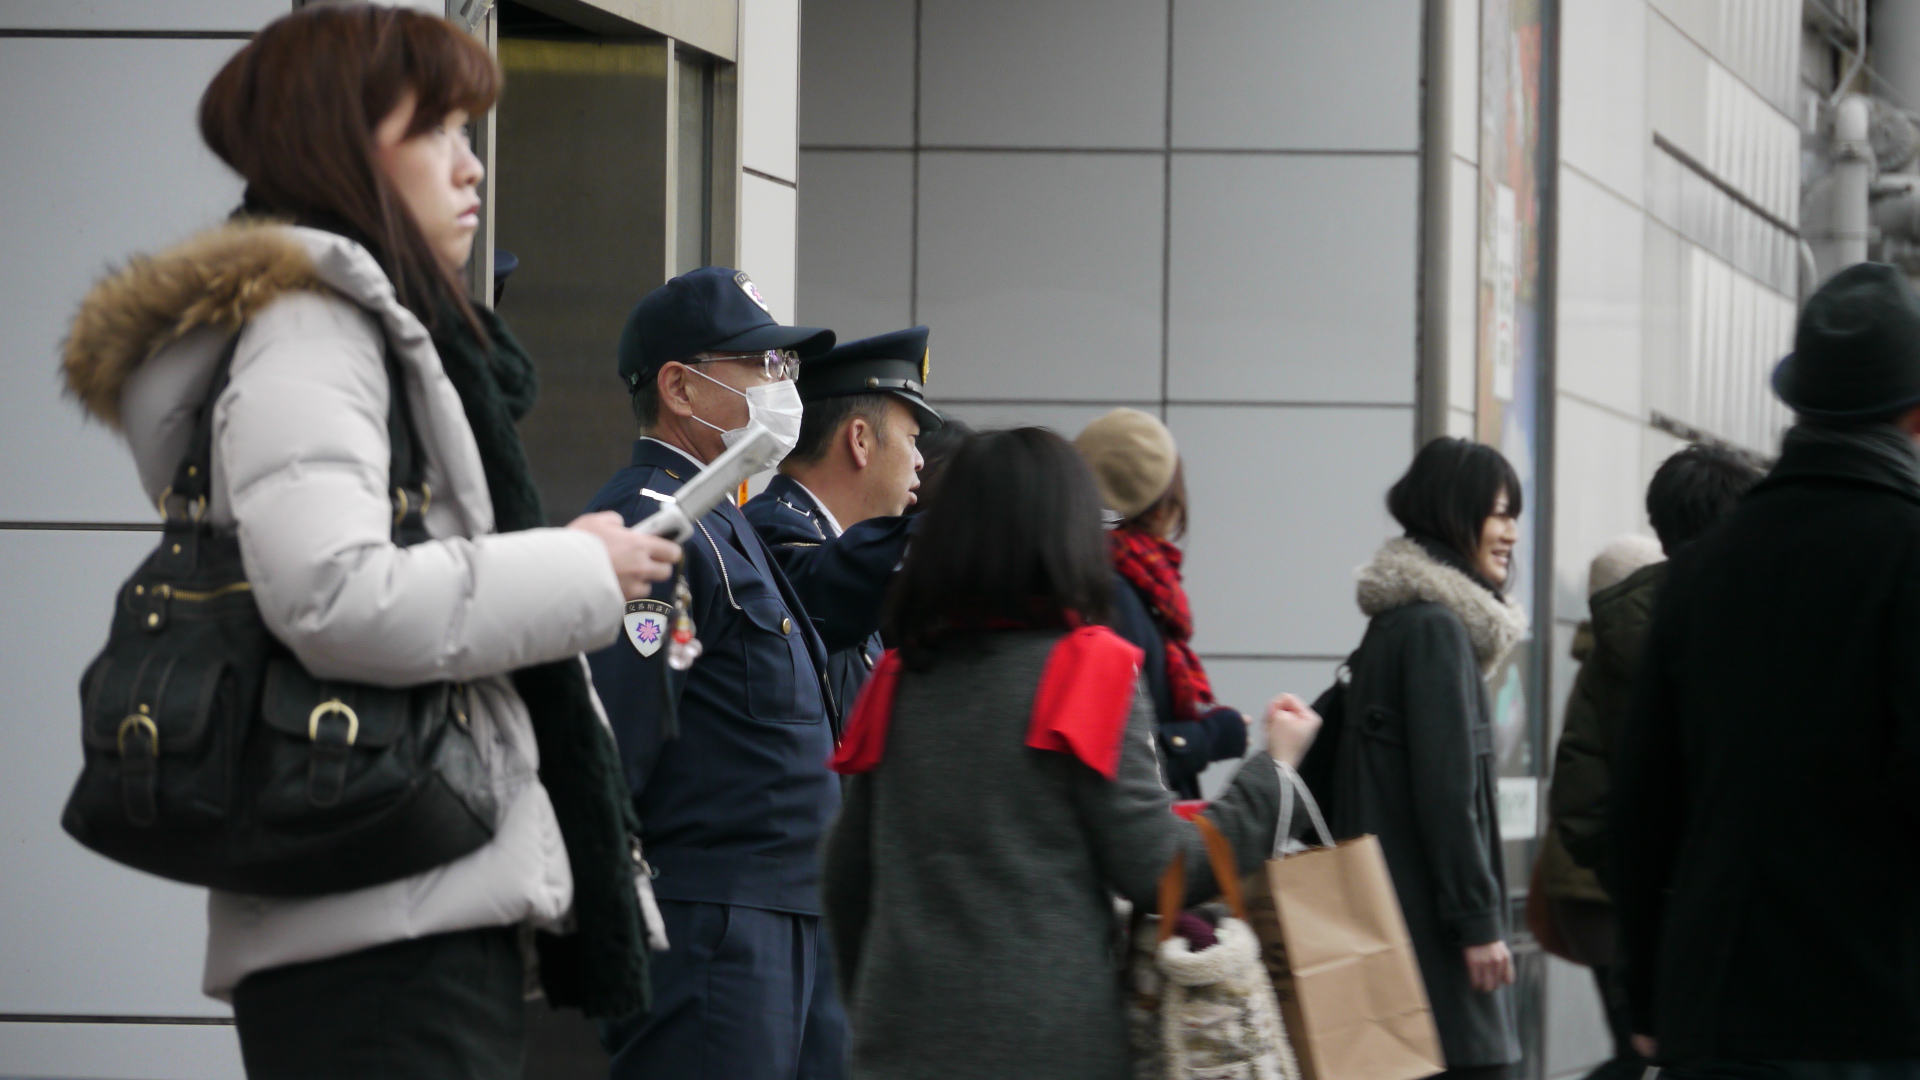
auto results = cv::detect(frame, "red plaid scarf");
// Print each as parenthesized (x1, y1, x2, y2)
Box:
(1109, 526, 1214, 723)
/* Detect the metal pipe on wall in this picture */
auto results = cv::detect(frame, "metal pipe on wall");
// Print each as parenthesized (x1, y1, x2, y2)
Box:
(1417, 0, 1454, 447)
(1834, 94, 1875, 271)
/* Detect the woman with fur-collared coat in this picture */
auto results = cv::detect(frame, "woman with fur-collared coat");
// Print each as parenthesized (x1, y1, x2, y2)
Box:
(1303, 438, 1527, 1080)
(60, 7, 679, 1076)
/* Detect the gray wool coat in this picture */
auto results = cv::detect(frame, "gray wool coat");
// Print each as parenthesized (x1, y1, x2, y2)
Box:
(820, 630, 1289, 1080)
(1319, 539, 1526, 1068)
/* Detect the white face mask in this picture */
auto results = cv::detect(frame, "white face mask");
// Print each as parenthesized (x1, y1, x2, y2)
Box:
(688, 366, 805, 468)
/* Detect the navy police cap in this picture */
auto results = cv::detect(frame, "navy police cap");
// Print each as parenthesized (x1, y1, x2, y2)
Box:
(618, 267, 835, 392)
(798, 326, 942, 430)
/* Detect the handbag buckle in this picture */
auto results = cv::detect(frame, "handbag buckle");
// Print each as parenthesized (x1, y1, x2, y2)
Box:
(308, 699, 360, 746)
(156, 485, 208, 523)
(117, 711, 159, 756)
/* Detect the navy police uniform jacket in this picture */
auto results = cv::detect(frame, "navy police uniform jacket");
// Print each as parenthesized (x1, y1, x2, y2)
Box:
(742, 474, 911, 721)
(585, 440, 839, 916)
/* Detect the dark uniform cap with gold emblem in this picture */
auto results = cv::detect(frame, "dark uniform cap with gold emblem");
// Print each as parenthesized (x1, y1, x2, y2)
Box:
(796, 325, 942, 430)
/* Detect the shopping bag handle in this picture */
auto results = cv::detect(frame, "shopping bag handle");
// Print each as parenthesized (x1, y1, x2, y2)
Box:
(1156, 813, 1251, 943)
(1272, 759, 1334, 859)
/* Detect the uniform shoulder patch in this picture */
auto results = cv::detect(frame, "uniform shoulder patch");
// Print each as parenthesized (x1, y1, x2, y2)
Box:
(624, 598, 674, 658)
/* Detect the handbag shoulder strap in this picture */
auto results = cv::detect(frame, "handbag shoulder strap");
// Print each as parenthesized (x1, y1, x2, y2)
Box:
(381, 342, 431, 547)
(1155, 814, 1250, 942)
(164, 324, 427, 547)
(159, 333, 243, 526)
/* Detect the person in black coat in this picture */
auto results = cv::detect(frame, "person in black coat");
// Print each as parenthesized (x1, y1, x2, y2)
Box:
(1303, 437, 1526, 1080)
(1074, 409, 1259, 799)
(1614, 263, 1920, 1078)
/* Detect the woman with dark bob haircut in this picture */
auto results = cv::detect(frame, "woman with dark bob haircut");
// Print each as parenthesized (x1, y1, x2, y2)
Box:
(820, 427, 1322, 1080)
(1302, 436, 1526, 1080)
(60, 5, 679, 1075)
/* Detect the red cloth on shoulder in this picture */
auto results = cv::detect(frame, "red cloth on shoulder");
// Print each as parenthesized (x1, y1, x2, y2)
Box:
(829, 649, 902, 774)
(828, 627, 1144, 779)
(1024, 626, 1142, 779)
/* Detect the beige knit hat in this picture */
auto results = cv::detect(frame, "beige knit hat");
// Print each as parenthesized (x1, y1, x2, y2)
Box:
(1587, 534, 1664, 596)
(1074, 408, 1178, 519)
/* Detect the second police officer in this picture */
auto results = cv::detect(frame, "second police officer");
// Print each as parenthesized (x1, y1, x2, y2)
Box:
(584, 267, 846, 1080)
(744, 326, 940, 717)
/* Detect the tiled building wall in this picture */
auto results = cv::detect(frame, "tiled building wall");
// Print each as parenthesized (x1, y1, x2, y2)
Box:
(1551, 0, 1798, 642)
(1546, 2, 1798, 1070)
(796, 0, 1428, 777)
(0, 3, 274, 1074)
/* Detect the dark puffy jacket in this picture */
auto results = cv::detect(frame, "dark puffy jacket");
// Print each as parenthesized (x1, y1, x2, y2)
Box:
(1545, 562, 1664, 892)
(1109, 575, 1247, 798)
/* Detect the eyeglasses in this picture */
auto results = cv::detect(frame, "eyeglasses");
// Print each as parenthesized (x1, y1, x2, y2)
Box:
(690, 350, 801, 382)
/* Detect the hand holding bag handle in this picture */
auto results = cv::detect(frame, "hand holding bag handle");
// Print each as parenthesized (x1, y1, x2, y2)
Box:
(1157, 813, 1252, 942)
(1272, 759, 1334, 860)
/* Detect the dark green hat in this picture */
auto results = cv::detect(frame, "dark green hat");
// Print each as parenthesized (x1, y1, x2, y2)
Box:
(797, 326, 942, 430)
(1774, 262, 1920, 418)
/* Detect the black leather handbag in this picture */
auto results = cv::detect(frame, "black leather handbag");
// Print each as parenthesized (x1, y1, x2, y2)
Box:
(61, 333, 497, 896)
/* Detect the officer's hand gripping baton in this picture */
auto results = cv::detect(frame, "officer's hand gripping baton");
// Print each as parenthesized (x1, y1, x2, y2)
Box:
(629, 423, 784, 540)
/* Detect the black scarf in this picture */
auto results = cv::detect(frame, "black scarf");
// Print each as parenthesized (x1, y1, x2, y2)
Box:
(429, 303, 651, 1018)
(1770, 421, 1920, 505)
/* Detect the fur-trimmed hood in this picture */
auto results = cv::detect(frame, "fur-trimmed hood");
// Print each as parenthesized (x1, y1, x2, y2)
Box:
(63, 222, 326, 429)
(63, 221, 497, 537)
(1356, 538, 1527, 674)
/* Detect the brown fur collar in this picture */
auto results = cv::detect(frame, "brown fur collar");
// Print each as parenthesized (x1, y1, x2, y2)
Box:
(63, 222, 321, 428)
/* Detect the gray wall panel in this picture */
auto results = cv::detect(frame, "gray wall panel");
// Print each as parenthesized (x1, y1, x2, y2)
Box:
(1543, 956, 1611, 1078)
(796, 0, 914, 147)
(0, 38, 246, 523)
(1171, 0, 1421, 152)
(1167, 153, 1418, 405)
(0, 530, 225, 1017)
(0, 1019, 241, 1080)
(916, 151, 1164, 402)
(1169, 404, 1410, 659)
(0, 1, 286, 32)
(935, 401, 1147, 439)
(795, 150, 915, 339)
(918, 0, 1167, 149)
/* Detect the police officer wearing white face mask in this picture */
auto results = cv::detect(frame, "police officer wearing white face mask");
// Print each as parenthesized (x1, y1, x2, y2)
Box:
(585, 267, 847, 1080)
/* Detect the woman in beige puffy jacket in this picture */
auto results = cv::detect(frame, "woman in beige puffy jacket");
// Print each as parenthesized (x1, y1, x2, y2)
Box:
(60, 7, 679, 1076)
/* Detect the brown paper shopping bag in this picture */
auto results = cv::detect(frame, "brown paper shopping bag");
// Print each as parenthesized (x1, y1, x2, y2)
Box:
(1242, 763, 1444, 1080)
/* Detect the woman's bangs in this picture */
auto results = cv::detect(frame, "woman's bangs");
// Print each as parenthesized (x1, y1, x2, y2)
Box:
(399, 15, 501, 135)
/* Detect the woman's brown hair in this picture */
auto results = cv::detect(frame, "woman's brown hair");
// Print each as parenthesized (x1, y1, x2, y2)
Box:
(1123, 459, 1188, 540)
(199, 3, 499, 333)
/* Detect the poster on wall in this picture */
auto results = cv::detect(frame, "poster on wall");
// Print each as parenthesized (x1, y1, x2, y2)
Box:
(1477, 0, 1553, 881)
